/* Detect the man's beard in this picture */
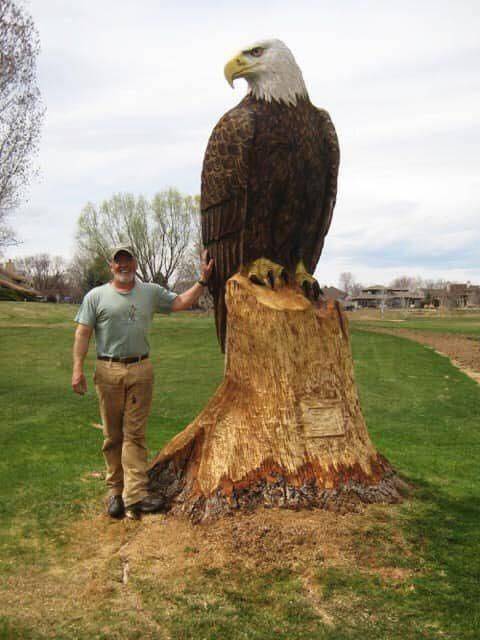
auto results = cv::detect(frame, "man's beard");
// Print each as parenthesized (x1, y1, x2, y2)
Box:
(115, 272, 135, 284)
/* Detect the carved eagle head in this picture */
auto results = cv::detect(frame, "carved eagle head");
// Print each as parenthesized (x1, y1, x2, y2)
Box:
(224, 39, 308, 106)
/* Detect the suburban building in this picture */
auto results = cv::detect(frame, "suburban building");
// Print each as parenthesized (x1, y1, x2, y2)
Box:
(350, 285, 424, 309)
(423, 283, 480, 308)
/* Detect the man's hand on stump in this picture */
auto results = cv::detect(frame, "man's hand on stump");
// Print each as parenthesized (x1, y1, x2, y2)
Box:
(200, 249, 214, 284)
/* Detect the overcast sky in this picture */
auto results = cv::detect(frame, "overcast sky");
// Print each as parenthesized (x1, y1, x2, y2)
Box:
(8, 0, 480, 287)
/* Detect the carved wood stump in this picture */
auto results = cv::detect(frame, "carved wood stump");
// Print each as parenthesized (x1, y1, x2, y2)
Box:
(149, 274, 406, 522)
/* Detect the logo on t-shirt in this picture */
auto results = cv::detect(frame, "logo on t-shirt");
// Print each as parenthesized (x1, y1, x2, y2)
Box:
(128, 304, 137, 322)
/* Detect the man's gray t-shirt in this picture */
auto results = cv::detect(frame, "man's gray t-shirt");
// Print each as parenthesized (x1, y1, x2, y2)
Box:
(75, 281, 177, 358)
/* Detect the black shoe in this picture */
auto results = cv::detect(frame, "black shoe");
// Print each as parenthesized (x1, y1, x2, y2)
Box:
(125, 495, 164, 518)
(107, 495, 125, 519)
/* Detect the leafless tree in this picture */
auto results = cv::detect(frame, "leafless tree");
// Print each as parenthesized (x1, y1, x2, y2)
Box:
(0, 0, 44, 249)
(422, 278, 448, 290)
(390, 276, 419, 291)
(76, 189, 198, 288)
(14, 253, 66, 292)
(339, 272, 363, 296)
(390, 275, 411, 289)
(0, 223, 16, 248)
(339, 272, 353, 294)
(351, 282, 364, 296)
(172, 195, 203, 285)
(67, 249, 111, 299)
(151, 189, 198, 286)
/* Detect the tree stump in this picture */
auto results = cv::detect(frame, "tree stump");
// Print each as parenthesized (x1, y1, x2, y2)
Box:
(149, 274, 406, 522)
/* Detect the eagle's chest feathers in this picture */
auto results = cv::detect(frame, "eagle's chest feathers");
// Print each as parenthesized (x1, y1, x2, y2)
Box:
(249, 99, 319, 189)
(252, 99, 317, 166)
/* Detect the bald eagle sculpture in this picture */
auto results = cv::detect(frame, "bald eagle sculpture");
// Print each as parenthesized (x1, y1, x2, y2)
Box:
(201, 39, 340, 352)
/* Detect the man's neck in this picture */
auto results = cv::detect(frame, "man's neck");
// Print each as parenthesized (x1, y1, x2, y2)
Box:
(111, 278, 136, 293)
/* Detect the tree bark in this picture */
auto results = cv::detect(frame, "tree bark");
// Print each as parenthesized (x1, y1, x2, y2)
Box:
(149, 274, 406, 522)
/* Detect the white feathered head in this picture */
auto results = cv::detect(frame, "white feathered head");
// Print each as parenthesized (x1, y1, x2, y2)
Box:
(224, 39, 308, 106)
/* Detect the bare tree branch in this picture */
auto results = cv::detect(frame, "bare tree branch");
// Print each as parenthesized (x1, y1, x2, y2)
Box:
(76, 190, 199, 288)
(0, 0, 44, 248)
(14, 253, 66, 292)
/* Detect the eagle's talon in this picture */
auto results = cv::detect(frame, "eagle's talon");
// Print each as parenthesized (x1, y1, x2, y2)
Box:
(249, 274, 264, 287)
(247, 258, 286, 290)
(312, 281, 322, 300)
(296, 260, 321, 300)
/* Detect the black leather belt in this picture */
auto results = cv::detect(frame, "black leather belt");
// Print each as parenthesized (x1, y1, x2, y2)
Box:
(97, 354, 149, 364)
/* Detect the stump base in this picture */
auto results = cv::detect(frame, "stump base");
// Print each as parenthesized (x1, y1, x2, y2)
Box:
(149, 275, 407, 522)
(149, 455, 407, 523)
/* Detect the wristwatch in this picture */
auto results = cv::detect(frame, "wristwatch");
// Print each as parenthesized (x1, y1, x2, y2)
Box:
(197, 278, 208, 287)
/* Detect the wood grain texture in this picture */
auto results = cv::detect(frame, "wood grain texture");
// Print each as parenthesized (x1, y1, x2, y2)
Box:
(149, 276, 406, 522)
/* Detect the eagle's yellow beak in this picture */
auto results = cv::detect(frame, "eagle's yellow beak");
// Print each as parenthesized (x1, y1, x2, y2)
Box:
(224, 53, 253, 88)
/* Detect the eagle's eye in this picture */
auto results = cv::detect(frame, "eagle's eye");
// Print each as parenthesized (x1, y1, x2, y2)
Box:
(248, 47, 264, 58)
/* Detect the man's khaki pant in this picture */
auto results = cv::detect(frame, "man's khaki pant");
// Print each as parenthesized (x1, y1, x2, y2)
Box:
(94, 358, 154, 507)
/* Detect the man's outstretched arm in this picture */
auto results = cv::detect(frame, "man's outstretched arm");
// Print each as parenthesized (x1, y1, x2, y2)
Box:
(72, 323, 93, 395)
(171, 251, 214, 312)
(171, 281, 207, 312)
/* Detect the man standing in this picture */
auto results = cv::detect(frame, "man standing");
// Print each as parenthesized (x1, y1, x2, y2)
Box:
(72, 244, 213, 519)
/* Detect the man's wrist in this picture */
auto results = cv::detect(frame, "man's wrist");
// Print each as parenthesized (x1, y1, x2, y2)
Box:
(197, 278, 208, 287)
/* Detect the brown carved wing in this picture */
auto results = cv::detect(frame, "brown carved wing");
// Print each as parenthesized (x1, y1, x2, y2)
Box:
(201, 100, 255, 352)
(309, 108, 340, 271)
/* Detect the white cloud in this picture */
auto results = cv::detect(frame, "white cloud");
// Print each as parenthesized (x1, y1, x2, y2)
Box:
(8, 0, 480, 287)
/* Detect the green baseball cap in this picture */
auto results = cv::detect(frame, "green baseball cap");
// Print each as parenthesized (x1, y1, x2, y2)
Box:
(111, 243, 136, 260)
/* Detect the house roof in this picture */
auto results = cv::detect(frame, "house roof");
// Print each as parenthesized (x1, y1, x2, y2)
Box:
(322, 286, 347, 300)
(0, 262, 41, 297)
(0, 276, 41, 297)
(0, 264, 27, 283)
(351, 293, 384, 300)
(351, 291, 423, 301)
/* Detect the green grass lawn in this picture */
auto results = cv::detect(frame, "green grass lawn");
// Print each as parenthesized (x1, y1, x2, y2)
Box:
(350, 312, 480, 337)
(0, 301, 479, 639)
(0, 304, 223, 565)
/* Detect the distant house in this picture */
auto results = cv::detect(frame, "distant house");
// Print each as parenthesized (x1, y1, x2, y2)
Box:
(351, 285, 424, 309)
(423, 283, 480, 308)
(465, 284, 480, 307)
(0, 260, 41, 301)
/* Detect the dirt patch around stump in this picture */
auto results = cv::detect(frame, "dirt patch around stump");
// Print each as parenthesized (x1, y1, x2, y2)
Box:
(0, 504, 417, 637)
